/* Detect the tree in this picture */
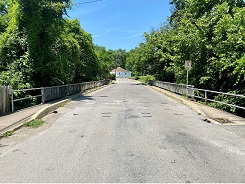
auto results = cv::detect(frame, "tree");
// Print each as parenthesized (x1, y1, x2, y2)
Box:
(0, 0, 9, 34)
(113, 49, 127, 69)
(0, 1, 32, 89)
(16, 0, 72, 86)
(0, 0, 106, 88)
(126, 0, 245, 116)
(95, 46, 114, 79)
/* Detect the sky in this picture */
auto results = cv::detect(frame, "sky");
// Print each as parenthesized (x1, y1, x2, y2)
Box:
(67, 0, 172, 51)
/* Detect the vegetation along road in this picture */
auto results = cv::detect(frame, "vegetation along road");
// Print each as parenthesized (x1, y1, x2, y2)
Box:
(0, 78, 244, 183)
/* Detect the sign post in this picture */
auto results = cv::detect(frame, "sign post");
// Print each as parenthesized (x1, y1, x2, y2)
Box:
(185, 60, 192, 97)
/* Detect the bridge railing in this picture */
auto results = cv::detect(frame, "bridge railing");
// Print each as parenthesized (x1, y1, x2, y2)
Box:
(42, 84, 81, 102)
(150, 80, 195, 97)
(192, 88, 245, 110)
(149, 80, 245, 111)
(42, 80, 110, 102)
(11, 88, 43, 113)
(0, 79, 110, 115)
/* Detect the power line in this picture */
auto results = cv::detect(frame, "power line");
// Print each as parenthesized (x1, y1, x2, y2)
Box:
(75, 0, 103, 6)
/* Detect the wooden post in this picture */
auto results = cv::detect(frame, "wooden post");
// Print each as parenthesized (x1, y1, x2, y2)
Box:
(0, 86, 11, 115)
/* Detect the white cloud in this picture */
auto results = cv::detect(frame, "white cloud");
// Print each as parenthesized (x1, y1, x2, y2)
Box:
(92, 33, 107, 38)
(102, 27, 121, 33)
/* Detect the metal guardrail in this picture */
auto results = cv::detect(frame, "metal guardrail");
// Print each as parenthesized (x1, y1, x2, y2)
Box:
(150, 81, 195, 97)
(192, 88, 245, 110)
(10, 80, 110, 113)
(150, 80, 245, 111)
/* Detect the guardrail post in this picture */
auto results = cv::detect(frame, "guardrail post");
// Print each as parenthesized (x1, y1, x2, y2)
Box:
(66, 85, 68, 96)
(41, 87, 44, 103)
(11, 88, 14, 113)
(186, 86, 188, 98)
(205, 90, 207, 104)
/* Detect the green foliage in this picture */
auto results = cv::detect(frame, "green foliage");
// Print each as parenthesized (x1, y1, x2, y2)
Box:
(0, 61, 32, 89)
(15, 0, 72, 86)
(134, 76, 140, 80)
(135, 75, 155, 84)
(127, 0, 245, 90)
(209, 90, 245, 117)
(126, 26, 175, 82)
(210, 95, 236, 113)
(94, 46, 129, 79)
(23, 119, 45, 128)
(113, 49, 127, 69)
(126, 0, 245, 117)
(234, 54, 245, 83)
(95, 46, 113, 79)
(0, 0, 9, 34)
(0, 1, 110, 89)
(109, 73, 116, 80)
(3, 130, 14, 137)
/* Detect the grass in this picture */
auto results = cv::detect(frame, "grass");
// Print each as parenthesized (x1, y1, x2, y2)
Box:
(23, 119, 45, 128)
(3, 130, 14, 137)
(135, 75, 155, 84)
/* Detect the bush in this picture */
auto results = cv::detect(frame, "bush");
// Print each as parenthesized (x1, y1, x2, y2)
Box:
(109, 73, 116, 80)
(134, 76, 140, 80)
(209, 92, 245, 117)
(136, 75, 155, 84)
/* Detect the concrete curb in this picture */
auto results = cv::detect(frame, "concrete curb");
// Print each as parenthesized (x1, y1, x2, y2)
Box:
(149, 85, 205, 114)
(0, 84, 110, 137)
(180, 99, 221, 125)
(31, 99, 71, 120)
(148, 85, 244, 125)
(0, 96, 78, 137)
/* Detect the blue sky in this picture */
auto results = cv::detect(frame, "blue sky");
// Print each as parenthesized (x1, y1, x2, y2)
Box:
(67, 0, 172, 51)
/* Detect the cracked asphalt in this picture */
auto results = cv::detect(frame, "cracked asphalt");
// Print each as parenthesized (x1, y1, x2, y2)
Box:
(0, 78, 245, 182)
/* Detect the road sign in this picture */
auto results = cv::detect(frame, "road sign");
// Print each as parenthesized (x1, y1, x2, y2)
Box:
(185, 60, 192, 70)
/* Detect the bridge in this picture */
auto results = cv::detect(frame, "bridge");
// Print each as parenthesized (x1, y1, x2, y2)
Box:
(0, 78, 245, 182)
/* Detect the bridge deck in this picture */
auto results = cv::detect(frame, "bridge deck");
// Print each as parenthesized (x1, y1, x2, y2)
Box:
(0, 78, 245, 182)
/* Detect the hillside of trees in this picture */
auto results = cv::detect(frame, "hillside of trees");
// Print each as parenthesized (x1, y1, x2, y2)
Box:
(126, 0, 245, 116)
(126, 0, 244, 92)
(0, 0, 128, 89)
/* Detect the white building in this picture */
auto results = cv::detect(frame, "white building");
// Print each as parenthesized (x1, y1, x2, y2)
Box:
(110, 67, 132, 78)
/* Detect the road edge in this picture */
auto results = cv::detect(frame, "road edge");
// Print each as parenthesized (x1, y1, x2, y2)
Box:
(0, 84, 111, 137)
(148, 85, 244, 125)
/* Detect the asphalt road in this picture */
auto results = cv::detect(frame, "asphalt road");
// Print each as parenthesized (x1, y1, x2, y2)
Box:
(0, 78, 245, 182)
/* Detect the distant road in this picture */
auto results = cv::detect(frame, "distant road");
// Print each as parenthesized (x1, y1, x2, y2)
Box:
(0, 78, 245, 182)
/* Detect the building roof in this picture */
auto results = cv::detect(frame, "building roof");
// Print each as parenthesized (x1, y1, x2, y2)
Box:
(110, 67, 130, 72)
